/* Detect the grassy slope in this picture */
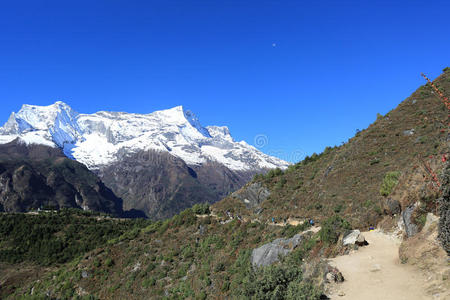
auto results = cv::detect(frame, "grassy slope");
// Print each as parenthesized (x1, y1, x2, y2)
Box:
(216, 69, 449, 229)
(6, 209, 320, 299)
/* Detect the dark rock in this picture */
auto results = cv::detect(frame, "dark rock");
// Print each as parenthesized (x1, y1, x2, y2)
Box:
(383, 198, 401, 215)
(198, 224, 206, 235)
(356, 233, 368, 246)
(402, 204, 419, 238)
(325, 266, 344, 283)
(324, 165, 333, 177)
(0, 141, 123, 216)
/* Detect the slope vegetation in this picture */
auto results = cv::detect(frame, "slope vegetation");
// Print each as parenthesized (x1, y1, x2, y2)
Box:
(220, 69, 450, 229)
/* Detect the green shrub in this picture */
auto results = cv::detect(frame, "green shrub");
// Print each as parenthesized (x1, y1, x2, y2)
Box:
(286, 282, 322, 300)
(142, 277, 156, 288)
(369, 158, 380, 165)
(334, 204, 344, 213)
(380, 171, 401, 196)
(319, 215, 351, 245)
(171, 209, 197, 227)
(93, 259, 101, 268)
(280, 222, 311, 239)
(192, 203, 210, 215)
(267, 168, 283, 178)
(142, 221, 162, 234)
(196, 291, 207, 300)
(104, 258, 114, 267)
(236, 263, 322, 299)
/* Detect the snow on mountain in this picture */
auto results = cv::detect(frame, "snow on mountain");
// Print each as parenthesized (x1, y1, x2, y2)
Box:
(0, 102, 289, 171)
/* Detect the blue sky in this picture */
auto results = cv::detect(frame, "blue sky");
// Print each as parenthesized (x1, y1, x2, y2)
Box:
(0, 0, 449, 162)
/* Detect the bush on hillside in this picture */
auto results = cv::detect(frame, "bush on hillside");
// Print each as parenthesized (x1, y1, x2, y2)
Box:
(171, 208, 197, 227)
(267, 168, 284, 178)
(319, 215, 351, 245)
(280, 222, 311, 239)
(237, 264, 322, 300)
(286, 281, 323, 300)
(192, 203, 210, 215)
(380, 171, 401, 196)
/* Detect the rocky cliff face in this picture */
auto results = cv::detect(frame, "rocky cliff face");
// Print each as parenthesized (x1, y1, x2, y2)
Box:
(0, 140, 123, 216)
(97, 150, 256, 219)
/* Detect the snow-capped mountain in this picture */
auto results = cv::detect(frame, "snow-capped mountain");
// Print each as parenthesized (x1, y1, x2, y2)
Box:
(0, 101, 289, 219)
(0, 101, 289, 171)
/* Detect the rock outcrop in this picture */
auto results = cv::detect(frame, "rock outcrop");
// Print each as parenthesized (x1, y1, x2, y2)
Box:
(98, 150, 255, 219)
(402, 204, 419, 238)
(231, 182, 270, 209)
(382, 198, 401, 215)
(343, 230, 367, 247)
(251, 234, 304, 267)
(0, 141, 124, 216)
(343, 230, 360, 246)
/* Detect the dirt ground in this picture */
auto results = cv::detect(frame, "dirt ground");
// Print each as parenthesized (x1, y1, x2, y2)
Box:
(329, 230, 442, 300)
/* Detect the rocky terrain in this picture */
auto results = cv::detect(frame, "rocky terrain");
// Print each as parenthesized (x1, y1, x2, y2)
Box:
(0, 140, 123, 216)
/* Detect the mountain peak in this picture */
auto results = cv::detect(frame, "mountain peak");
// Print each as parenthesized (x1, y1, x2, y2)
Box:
(20, 100, 74, 113)
(151, 106, 211, 138)
(0, 102, 289, 171)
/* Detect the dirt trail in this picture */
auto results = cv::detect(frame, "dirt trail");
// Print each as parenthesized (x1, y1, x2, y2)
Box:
(329, 230, 432, 300)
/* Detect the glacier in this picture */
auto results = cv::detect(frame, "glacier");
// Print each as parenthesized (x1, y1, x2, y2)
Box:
(0, 101, 289, 171)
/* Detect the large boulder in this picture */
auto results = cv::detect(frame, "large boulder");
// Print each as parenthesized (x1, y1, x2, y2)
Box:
(343, 230, 367, 246)
(251, 234, 303, 267)
(343, 230, 360, 246)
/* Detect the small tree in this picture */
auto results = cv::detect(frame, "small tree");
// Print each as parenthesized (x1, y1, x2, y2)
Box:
(380, 171, 401, 196)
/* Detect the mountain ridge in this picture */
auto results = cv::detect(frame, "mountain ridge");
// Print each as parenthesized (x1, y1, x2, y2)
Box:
(0, 103, 289, 171)
(0, 103, 289, 218)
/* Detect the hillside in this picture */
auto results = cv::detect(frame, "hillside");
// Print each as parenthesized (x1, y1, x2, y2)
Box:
(0, 141, 124, 216)
(217, 68, 450, 230)
(1, 69, 449, 299)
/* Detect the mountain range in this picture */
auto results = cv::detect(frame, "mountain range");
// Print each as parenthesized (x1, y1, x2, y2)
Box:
(0, 103, 288, 218)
